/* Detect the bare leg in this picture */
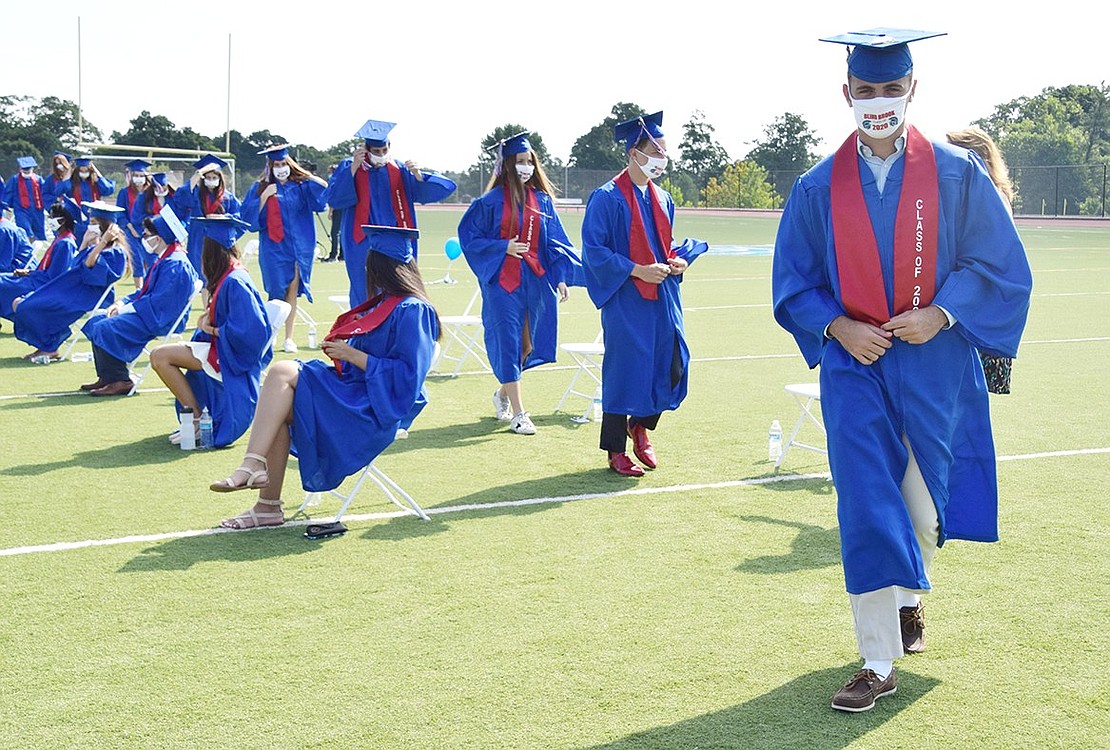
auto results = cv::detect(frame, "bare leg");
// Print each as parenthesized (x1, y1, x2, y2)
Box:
(150, 343, 203, 414)
(283, 267, 300, 342)
(502, 380, 524, 416)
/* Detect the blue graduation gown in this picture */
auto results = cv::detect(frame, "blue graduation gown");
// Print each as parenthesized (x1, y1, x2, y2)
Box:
(172, 186, 242, 278)
(0, 232, 79, 319)
(581, 178, 707, 416)
(0, 218, 34, 272)
(12, 244, 127, 351)
(458, 187, 582, 383)
(181, 269, 273, 448)
(42, 175, 69, 209)
(241, 179, 326, 302)
(771, 137, 1033, 595)
(64, 176, 116, 240)
(82, 247, 199, 363)
(290, 296, 439, 492)
(115, 186, 147, 273)
(324, 159, 456, 306)
(3, 174, 47, 240)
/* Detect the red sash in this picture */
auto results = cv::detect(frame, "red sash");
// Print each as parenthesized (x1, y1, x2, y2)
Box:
(264, 186, 284, 243)
(614, 169, 674, 300)
(205, 260, 243, 373)
(830, 126, 938, 327)
(324, 293, 405, 375)
(137, 242, 179, 297)
(38, 231, 73, 270)
(75, 180, 100, 205)
(498, 188, 545, 293)
(353, 162, 411, 243)
(17, 176, 43, 210)
(203, 189, 224, 216)
(152, 196, 164, 214)
(125, 186, 139, 212)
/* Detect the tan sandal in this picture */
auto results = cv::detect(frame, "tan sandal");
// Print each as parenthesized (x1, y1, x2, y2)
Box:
(210, 452, 270, 492)
(219, 498, 284, 529)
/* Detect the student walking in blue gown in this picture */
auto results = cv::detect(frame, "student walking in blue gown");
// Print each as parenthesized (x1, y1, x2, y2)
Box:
(241, 144, 327, 353)
(115, 159, 153, 277)
(209, 225, 440, 530)
(62, 155, 115, 243)
(3, 157, 47, 241)
(42, 152, 72, 209)
(173, 154, 242, 281)
(458, 132, 581, 435)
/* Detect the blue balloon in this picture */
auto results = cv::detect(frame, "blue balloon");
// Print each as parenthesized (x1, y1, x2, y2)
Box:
(444, 236, 462, 260)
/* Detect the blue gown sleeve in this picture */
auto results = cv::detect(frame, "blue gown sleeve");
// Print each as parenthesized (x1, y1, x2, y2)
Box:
(582, 187, 636, 309)
(539, 193, 582, 287)
(46, 238, 80, 281)
(1, 177, 13, 209)
(239, 183, 263, 232)
(457, 193, 511, 286)
(409, 171, 456, 204)
(131, 261, 198, 331)
(10, 227, 34, 270)
(171, 187, 197, 221)
(358, 301, 438, 429)
(303, 179, 328, 212)
(323, 159, 356, 210)
(215, 276, 272, 376)
(82, 246, 127, 287)
(96, 176, 115, 199)
(224, 193, 242, 218)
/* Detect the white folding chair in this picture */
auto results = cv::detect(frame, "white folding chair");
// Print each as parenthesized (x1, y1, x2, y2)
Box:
(127, 279, 204, 395)
(775, 383, 827, 468)
(59, 285, 116, 361)
(292, 461, 430, 523)
(263, 299, 292, 353)
(431, 288, 491, 376)
(327, 294, 351, 312)
(555, 329, 605, 422)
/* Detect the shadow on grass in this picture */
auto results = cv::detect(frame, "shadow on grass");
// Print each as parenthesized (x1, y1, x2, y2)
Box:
(576, 666, 939, 750)
(734, 515, 841, 574)
(1, 435, 198, 476)
(118, 526, 319, 572)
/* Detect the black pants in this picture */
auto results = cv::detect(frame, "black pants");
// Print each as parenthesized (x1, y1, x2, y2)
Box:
(93, 344, 130, 382)
(329, 208, 343, 260)
(598, 333, 684, 453)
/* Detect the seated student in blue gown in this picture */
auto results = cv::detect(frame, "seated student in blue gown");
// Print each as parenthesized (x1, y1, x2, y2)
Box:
(79, 206, 200, 396)
(115, 159, 153, 281)
(241, 144, 328, 353)
(42, 152, 72, 209)
(458, 131, 581, 435)
(324, 119, 457, 308)
(3, 157, 47, 241)
(173, 154, 242, 281)
(11, 201, 130, 361)
(0, 197, 85, 323)
(0, 215, 34, 272)
(150, 215, 274, 447)
(209, 225, 440, 530)
(63, 155, 115, 243)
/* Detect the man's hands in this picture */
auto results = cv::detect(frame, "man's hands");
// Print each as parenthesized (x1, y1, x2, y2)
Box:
(830, 305, 949, 365)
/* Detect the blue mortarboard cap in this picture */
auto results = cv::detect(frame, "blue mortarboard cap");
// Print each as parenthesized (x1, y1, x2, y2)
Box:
(499, 132, 531, 158)
(75, 155, 93, 167)
(820, 28, 945, 82)
(258, 143, 290, 160)
(54, 151, 70, 159)
(151, 173, 170, 187)
(613, 111, 664, 151)
(83, 200, 126, 223)
(150, 204, 189, 244)
(362, 225, 418, 264)
(194, 154, 228, 172)
(125, 159, 152, 172)
(60, 195, 86, 223)
(17, 156, 38, 170)
(190, 215, 251, 247)
(355, 119, 396, 148)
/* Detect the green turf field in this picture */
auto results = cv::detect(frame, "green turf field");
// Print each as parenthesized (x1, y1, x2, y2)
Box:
(0, 209, 1106, 749)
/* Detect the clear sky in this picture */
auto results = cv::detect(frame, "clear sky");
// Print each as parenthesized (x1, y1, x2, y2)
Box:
(6, 0, 1106, 172)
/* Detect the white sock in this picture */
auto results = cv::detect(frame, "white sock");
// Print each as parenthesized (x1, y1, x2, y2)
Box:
(863, 660, 893, 679)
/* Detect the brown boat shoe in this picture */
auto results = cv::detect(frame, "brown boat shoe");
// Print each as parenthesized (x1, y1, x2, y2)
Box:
(900, 602, 926, 654)
(831, 667, 898, 712)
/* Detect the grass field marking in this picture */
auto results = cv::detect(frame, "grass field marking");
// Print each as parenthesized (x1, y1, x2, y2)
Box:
(1034, 291, 1110, 297)
(1023, 337, 1110, 345)
(997, 447, 1110, 461)
(685, 304, 771, 311)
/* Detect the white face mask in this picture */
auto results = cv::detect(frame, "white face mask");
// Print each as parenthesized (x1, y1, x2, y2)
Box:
(142, 237, 161, 254)
(851, 93, 910, 139)
(132, 175, 147, 187)
(368, 153, 388, 167)
(87, 223, 101, 236)
(515, 163, 535, 182)
(55, 163, 66, 173)
(79, 170, 91, 179)
(634, 150, 667, 180)
(154, 187, 168, 197)
(46, 217, 61, 232)
(204, 178, 221, 189)
(272, 165, 291, 180)
(20, 170, 32, 177)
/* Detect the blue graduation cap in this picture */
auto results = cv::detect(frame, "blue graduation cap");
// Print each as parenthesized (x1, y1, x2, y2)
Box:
(258, 144, 290, 160)
(150, 204, 189, 244)
(363, 225, 418, 264)
(60, 195, 86, 223)
(194, 154, 228, 172)
(54, 151, 70, 159)
(613, 111, 664, 152)
(125, 159, 152, 172)
(356, 119, 396, 148)
(820, 28, 946, 82)
(151, 173, 170, 187)
(498, 132, 531, 158)
(189, 215, 251, 247)
(74, 155, 94, 167)
(83, 200, 126, 223)
(17, 156, 38, 170)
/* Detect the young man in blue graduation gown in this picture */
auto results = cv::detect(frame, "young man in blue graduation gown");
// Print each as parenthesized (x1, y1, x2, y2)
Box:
(80, 206, 200, 396)
(581, 111, 707, 477)
(0, 197, 84, 321)
(3, 157, 47, 241)
(324, 119, 457, 307)
(771, 29, 1033, 712)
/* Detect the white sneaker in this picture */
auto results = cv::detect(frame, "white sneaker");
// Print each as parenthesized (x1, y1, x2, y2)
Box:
(509, 412, 536, 435)
(492, 389, 512, 421)
(283, 338, 298, 353)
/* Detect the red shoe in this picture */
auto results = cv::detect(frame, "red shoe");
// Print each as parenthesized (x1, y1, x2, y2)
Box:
(626, 422, 657, 469)
(608, 452, 645, 477)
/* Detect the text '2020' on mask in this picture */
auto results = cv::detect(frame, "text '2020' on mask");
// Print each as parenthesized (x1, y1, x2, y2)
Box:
(851, 93, 909, 139)
(515, 164, 535, 182)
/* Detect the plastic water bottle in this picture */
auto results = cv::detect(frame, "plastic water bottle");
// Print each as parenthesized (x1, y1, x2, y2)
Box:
(198, 407, 214, 450)
(71, 351, 93, 362)
(591, 387, 603, 422)
(307, 329, 317, 349)
(31, 354, 51, 365)
(768, 419, 783, 463)
(179, 408, 196, 451)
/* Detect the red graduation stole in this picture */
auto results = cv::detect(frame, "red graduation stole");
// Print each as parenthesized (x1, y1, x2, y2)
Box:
(830, 126, 939, 327)
(264, 185, 284, 243)
(203, 189, 225, 216)
(124, 186, 139, 212)
(137, 242, 180, 297)
(323, 293, 405, 375)
(17, 176, 43, 210)
(75, 180, 100, 205)
(498, 187, 545, 293)
(152, 195, 164, 214)
(353, 162, 411, 243)
(204, 260, 243, 373)
(38, 231, 73, 270)
(614, 169, 674, 300)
